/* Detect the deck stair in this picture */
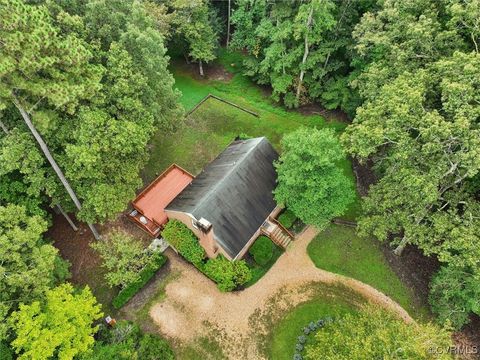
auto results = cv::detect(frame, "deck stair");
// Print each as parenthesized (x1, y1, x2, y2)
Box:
(261, 217, 294, 248)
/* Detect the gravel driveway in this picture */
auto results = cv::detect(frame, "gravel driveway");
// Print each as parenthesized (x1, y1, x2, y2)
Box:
(149, 226, 412, 359)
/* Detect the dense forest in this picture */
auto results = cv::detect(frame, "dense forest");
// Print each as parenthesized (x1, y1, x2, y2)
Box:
(1, 0, 479, 358)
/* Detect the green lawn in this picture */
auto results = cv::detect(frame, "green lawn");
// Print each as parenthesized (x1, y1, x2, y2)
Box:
(144, 49, 361, 219)
(266, 283, 363, 360)
(307, 224, 429, 319)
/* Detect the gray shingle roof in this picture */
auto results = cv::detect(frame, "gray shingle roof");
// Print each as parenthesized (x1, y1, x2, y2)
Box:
(166, 137, 279, 259)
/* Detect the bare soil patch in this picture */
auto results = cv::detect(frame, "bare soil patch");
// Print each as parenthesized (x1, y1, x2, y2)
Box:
(297, 103, 350, 123)
(176, 59, 233, 82)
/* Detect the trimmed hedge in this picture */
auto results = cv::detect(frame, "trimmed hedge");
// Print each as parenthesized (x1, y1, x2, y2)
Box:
(278, 209, 297, 229)
(162, 220, 205, 267)
(249, 236, 274, 265)
(162, 220, 253, 291)
(112, 253, 167, 309)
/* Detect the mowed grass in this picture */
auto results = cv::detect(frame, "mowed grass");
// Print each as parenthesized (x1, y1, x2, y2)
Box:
(267, 283, 363, 360)
(307, 224, 429, 319)
(144, 49, 361, 219)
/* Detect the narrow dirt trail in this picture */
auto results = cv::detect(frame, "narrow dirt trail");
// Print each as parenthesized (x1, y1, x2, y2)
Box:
(149, 226, 413, 358)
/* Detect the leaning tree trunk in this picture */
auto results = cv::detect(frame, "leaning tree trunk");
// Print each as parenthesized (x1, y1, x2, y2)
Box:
(13, 98, 101, 240)
(199, 60, 204, 76)
(56, 204, 79, 232)
(226, 0, 231, 47)
(296, 6, 314, 103)
(0, 120, 9, 134)
(393, 235, 408, 256)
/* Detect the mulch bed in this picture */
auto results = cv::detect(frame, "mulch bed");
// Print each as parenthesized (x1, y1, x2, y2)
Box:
(46, 210, 150, 284)
(46, 209, 152, 314)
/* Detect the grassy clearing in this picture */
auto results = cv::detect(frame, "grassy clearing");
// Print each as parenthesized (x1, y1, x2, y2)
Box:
(175, 323, 227, 360)
(145, 49, 361, 219)
(265, 283, 363, 360)
(307, 224, 429, 319)
(176, 335, 226, 360)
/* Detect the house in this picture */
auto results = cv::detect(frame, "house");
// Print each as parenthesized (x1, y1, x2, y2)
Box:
(129, 137, 293, 260)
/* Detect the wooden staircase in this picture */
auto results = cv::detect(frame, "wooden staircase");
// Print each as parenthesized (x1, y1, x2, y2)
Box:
(261, 217, 294, 249)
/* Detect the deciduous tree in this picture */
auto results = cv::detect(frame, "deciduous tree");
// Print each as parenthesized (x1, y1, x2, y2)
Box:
(91, 229, 150, 288)
(429, 265, 480, 330)
(170, 0, 219, 76)
(9, 283, 102, 360)
(0, 204, 69, 341)
(304, 306, 453, 359)
(275, 128, 355, 228)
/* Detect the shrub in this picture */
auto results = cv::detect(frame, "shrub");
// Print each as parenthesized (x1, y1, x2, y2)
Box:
(303, 307, 452, 359)
(249, 236, 274, 265)
(112, 254, 167, 309)
(278, 209, 297, 229)
(91, 229, 150, 288)
(204, 255, 252, 292)
(138, 334, 174, 360)
(162, 220, 205, 267)
(84, 321, 174, 360)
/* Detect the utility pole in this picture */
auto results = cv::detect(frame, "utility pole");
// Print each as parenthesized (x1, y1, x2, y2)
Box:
(13, 98, 101, 240)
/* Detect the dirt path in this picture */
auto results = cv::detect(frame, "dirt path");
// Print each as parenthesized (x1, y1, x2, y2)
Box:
(149, 226, 413, 359)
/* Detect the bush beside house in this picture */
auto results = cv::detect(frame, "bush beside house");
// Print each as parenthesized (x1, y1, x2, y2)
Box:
(161, 219, 205, 267)
(204, 255, 252, 292)
(249, 236, 274, 265)
(162, 220, 252, 291)
(278, 209, 297, 230)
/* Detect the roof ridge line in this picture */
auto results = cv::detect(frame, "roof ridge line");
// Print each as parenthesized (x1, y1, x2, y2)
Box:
(189, 137, 265, 216)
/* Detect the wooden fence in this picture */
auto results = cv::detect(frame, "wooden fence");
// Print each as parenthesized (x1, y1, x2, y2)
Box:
(186, 93, 259, 118)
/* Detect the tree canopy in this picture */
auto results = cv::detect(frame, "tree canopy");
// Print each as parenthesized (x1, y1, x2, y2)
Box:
(342, 0, 480, 328)
(9, 283, 102, 360)
(230, 0, 373, 111)
(0, 204, 69, 341)
(304, 307, 453, 359)
(0, 0, 182, 223)
(275, 127, 355, 228)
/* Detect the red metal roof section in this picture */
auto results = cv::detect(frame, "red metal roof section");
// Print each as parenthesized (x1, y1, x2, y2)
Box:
(129, 164, 194, 236)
